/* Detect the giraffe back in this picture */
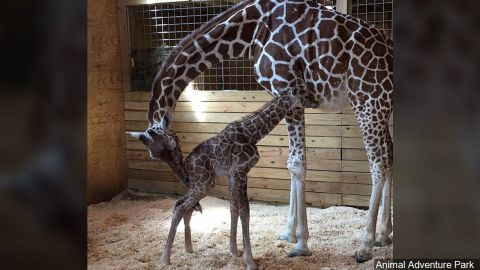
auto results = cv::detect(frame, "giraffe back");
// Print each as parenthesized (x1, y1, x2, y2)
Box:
(253, 0, 393, 113)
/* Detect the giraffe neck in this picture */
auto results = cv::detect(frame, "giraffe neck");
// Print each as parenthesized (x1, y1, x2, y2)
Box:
(241, 95, 300, 145)
(148, 0, 263, 125)
(163, 151, 189, 185)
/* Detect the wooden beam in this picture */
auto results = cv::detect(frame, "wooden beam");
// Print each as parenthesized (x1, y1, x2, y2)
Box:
(342, 194, 369, 207)
(127, 150, 342, 171)
(125, 111, 342, 125)
(128, 179, 342, 207)
(335, 0, 352, 14)
(117, 0, 131, 91)
(335, 0, 348, 14)
(126, 131, 341, 148)
(125, 100, 340, 114)
(127, 141, 342, 160)
(126, 121, 342, 137)
(126, 0, 188, 6)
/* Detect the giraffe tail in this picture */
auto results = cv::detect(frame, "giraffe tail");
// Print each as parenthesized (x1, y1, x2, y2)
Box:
(194, 203, 203, 214)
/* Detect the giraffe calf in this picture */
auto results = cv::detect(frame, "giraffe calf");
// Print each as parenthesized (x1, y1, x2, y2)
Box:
(129, 95, 301, 270)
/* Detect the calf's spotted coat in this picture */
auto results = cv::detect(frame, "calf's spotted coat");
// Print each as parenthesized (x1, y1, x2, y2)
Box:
(133, 0, 393, 263)
(132, 95, 303, 270)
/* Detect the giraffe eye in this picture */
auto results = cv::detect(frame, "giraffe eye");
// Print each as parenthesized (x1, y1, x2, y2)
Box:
(147, 129, 156, 137)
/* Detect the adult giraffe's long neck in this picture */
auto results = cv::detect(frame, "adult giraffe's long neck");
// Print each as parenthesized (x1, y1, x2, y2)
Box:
(148, 0, 266, 126)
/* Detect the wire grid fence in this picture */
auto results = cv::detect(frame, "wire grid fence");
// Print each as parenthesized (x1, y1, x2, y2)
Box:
(351, 0, 393, 37)
(128, 0, 402, 91)
(128, 0, 258, 91)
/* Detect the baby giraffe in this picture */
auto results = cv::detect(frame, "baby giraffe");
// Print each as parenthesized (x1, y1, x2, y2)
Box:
(129, 94, 302, 270)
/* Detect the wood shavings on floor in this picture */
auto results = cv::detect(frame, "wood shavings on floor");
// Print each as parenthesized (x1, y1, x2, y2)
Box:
(88, 195, 392, 269)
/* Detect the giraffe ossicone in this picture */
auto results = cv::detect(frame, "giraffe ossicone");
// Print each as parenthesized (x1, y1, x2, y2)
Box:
(136, 0, 393, 263)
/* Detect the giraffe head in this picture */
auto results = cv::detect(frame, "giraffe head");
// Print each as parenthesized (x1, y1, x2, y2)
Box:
(128, 125, 184, 174)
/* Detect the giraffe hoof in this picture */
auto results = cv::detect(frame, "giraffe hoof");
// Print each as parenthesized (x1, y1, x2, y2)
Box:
(161, 254, 171, 266)
(278, 234, 297, 243)
(374, 238, 392, 247)
(185, 247, 194, 253)
(353, 251, 371, 263)
(287, 248, 312, 257)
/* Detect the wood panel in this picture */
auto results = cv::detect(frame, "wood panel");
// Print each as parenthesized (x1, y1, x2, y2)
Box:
(342, 160, 370, 173)
(123, 90, 394, 207)
(216, 177, 341, 194)
(128, 179, 341, 207)
(127, 150, 341, 171)
(342, 183, 372, 196)
(342, 194, 370, 207)
(126, 100, 339, 114)
(342, 149, 368, 161)
(88, 0, 122, 72)
(125, 111, 342, 125)
(342, 172, 372, 184)
(87, 0, 127, 204)
(126, 132, 340, 148)
(342, 137, 365, 149)
(126, 141, 341, 160)
(126, 121, 342, 136)
(126, 160, 342, 182)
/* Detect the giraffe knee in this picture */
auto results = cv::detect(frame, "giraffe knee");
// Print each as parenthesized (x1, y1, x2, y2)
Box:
(370, 162, 392, 184)
(287, 157, 306, 177)
(234, 172, 248, 179)
(174, 197, 196, 214)
(385, 166, 393, 180)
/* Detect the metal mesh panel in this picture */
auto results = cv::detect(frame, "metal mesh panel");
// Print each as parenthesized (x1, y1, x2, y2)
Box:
(351, 0, 393, 37)
(127, 0, 337, 91)
(128, 0, 252, 91)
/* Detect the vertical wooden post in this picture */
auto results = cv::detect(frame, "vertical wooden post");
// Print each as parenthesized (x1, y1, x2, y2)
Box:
(117, 0, 131, 92)
(335, 0, 351, 14)
(88, 0, 128, 204)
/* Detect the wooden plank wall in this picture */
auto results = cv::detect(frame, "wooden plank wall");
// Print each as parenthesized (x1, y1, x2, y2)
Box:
(87, 0, 127, 204)
(124, 91, 393, 207)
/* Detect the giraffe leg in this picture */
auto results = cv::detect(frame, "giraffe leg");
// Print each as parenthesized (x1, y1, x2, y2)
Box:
(183, 208, 194, 253)
(354, 118, 393, 262)
(375, 167, 393, 247)
(287, 160, 311, 257)
(354, 165, 385, 262)
(278, 179, 297, 243)
(161, 194, 201, 266)
(278, 111, 304, 243)
(284, 107, 311, 257)
(228, 174, 242, 257)
(234, 173, 257, 270)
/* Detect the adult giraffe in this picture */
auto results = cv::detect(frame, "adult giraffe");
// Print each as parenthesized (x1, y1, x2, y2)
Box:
(135, 0, 393, 262)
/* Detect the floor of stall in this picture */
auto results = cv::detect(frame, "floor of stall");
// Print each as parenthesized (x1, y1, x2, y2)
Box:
(88, 193, 392, 269)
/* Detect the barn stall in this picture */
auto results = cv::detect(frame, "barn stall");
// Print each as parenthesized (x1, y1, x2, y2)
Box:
(87, 0, 393, 269)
